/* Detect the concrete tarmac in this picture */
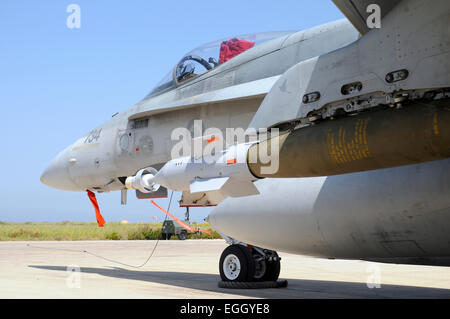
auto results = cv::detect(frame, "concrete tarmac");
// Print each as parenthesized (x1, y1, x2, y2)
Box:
(0, 240, 449, 299)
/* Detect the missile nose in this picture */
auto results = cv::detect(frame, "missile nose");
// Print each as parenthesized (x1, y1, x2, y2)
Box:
(40, 151, 79, 191)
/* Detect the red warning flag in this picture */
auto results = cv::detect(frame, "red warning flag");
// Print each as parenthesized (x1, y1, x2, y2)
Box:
(87, 190, 105, 227)
(151, 200, 211, 235)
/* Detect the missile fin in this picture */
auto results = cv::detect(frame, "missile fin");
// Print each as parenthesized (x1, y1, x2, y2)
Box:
(190, 177, 230, 194)
(221, 178, 260, 198)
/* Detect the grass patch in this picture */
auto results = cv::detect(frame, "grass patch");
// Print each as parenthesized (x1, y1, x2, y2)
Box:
(104, 232, 122, 240)
(188, 230, 222, 240)
(8, 229, 41, 239)
(0, 222, 221, 241)
(128, 226, 162, 240)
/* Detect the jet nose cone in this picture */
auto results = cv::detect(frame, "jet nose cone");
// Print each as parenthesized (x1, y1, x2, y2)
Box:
(40, 152, 79, 191)
(40, 161, 59, 188)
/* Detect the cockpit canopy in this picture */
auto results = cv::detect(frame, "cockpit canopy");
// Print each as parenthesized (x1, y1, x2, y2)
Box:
(148, 31, 293, 97)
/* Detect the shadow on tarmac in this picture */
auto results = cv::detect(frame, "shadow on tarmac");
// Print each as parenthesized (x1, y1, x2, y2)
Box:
(29, 265, 450, 299)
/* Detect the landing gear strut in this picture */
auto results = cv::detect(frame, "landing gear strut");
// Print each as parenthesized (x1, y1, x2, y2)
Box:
(219, 244, 281, 283)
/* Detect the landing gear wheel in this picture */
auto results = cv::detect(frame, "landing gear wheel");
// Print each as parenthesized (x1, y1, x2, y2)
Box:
(219, 245, 255, 282)
(253, 255, 267, 281)
(258, 252, 281, 282)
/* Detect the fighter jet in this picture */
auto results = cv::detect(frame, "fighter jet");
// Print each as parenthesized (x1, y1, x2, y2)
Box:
(41, 0, 450, 284)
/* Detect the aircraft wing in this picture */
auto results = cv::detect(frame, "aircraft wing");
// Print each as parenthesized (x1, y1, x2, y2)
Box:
(332, 0, 401, 35)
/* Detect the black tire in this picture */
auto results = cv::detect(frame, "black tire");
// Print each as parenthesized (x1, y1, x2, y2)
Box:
(219, 245, 255, 282)
(260, 259, 281, 282)
(177, 230, 187, 241)
(251, 251, 281, 282)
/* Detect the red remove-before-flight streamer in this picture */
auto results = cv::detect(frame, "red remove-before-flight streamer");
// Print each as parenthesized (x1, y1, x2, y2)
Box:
(87, 190, 106, 227)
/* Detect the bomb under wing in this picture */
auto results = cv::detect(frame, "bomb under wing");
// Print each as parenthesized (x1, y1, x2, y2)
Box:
(247, 100, 450, 179)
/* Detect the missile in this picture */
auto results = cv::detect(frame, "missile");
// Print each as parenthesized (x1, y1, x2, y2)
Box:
(125, 143, 260, 197)
(127, 99, 450, 197)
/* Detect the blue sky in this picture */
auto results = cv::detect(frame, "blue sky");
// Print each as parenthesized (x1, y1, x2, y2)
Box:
(0, 1, 344, 223)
